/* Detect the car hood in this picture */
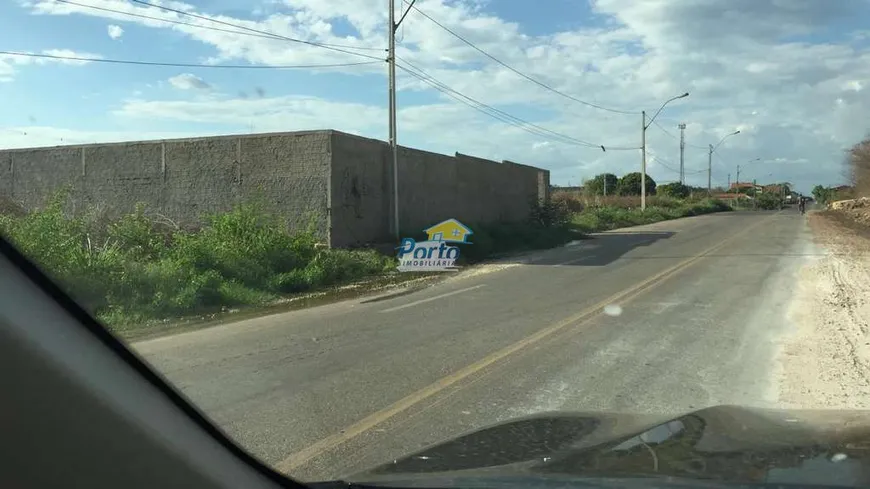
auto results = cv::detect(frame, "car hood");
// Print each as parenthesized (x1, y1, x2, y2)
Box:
(345, 405, 870, 487)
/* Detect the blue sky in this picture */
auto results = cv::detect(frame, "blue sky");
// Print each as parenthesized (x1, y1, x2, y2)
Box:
(3, 0, 870, 193)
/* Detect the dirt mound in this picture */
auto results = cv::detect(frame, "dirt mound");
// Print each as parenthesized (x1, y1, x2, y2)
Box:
(829, 197, 870, 226)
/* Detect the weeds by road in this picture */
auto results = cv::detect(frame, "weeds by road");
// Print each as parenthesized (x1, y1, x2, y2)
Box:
(0, 195, 396, 331)
(562, 197, 732, 233)
(0, 192, 731, 335)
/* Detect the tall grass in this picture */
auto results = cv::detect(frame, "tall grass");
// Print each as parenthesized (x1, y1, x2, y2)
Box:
(0, 191, 731, 329)
(551, 192, 710, 213)
(0, 195, 394, 329)
(568, 198, 731, 233)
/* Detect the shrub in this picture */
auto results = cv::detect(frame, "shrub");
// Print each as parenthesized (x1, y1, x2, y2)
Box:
(529, 198, 570, 228)
(756, 192, 782, 210)
(658, 182, 690, 199)
(617, 172, 657, 196)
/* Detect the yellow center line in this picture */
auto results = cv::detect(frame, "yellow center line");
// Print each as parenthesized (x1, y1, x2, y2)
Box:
(275, 212, 777, 473)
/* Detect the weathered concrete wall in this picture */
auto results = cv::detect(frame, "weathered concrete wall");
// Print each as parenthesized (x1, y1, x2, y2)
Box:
(0, 131, 331, 241)
(328, 131, 550, 247)
(0, 129, 549, 248)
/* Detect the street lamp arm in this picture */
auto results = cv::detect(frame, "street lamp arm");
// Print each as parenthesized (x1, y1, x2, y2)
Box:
(712, 130, 740, 152)
(645, 92, 689, 129)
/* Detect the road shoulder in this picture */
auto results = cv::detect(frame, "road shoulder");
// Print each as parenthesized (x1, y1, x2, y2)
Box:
(777, 210, 870, 408)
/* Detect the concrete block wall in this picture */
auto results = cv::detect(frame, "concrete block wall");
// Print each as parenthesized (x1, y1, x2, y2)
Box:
(0, 131, 332, 241)
(0, 129, 549, 248)
(328, 131, 550, 247)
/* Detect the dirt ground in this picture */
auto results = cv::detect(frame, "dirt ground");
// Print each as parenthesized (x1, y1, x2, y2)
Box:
(778, 210, 870, 409)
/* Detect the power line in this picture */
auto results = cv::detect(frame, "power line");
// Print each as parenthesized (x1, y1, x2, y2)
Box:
(651, 156, 680, 173)
(404, 1, 638, 115)
(129, 0, 384, 60)
(57, 0, 387, 52)
(0, 50, 380, 69)
(652, 120, 678, 140)
(397, 62, 598, 149)
(397, 57, 638, 151)
(56, 0, 280, 43)
(397, 56, 597, 147)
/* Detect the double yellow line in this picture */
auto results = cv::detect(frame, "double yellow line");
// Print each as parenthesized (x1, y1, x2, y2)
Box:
(275, 212, 777, 473)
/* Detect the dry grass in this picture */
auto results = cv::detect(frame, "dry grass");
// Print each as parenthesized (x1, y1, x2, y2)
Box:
(848, 137, 870, 196)
(551, 192, 692, 211)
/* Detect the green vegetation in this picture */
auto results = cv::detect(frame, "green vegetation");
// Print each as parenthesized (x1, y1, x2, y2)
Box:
(460, 200, 578, 262)
(0, 188, 731, 331)
(582, 171, 658, 197)
(583, 173, 619, 196)
(0, 193, 394, 329)
(657, 182, 691, 199)
(616, 172, 657, 196)
(755, 192, 783, 210)
(565, 197, 731, 232)
(811, 184, 854, 205)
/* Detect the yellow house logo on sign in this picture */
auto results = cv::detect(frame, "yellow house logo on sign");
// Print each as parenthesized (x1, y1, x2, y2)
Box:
(397, 219, 473, 272)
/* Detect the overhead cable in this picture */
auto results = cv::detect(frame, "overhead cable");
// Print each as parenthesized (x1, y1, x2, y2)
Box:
(0, 50, 381, 69)
(398, 58, 638, 151)
(129, 0, 384, 60)
(404, 1, 638, 115)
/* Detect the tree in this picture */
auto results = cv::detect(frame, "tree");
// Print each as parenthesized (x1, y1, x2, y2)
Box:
(617, 172, 657, 196)
(584, 173, 619, 196)
(756, 192, 782, 210)
(849, 137, 870, 196)
(657, 182, 690, 199)
(811, 185, 828, 204)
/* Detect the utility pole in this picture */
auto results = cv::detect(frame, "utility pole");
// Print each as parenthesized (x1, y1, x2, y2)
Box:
(603, 176, 608, 197)
(641, 110, 647, 210)
(388, 0, 398, 240)
(753, 178, 757, 210)
(678, 123, 686, 184)
(727, 173, 731, 189)
(707, 144, 713, 194)
(736, 165, 740, 188)
(387, 0, 415, 240)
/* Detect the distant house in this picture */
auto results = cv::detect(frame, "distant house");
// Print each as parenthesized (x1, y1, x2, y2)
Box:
(424, 219, 473, 244)
(715, 192, 750, 200)
(551, 185, 584, 195)
(762, 184, 786, 194)
(729, 182, 754, 189)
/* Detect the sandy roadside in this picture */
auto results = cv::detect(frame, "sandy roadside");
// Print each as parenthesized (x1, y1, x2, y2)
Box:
(778, 210, 870, 409)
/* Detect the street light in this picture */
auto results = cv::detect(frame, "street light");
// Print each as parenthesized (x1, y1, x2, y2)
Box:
(707, 130, 740, 193)
(641, 92, 689, 210)
(735, 157, 760, 188)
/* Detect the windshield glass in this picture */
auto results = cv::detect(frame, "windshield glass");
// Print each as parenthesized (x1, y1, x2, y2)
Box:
(3, 0, 870, 486)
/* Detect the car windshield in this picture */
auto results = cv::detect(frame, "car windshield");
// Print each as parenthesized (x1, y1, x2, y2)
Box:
(3, 0, 870, 486)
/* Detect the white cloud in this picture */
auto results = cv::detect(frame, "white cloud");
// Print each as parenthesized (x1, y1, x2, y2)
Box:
(14, 0, 870, 191)
(167, 73, 211, 90)
(107, 24, 123, 40)
(114, 94, 381, 135)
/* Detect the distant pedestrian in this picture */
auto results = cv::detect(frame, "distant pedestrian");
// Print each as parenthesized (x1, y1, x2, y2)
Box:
(799, 197, 806, 214)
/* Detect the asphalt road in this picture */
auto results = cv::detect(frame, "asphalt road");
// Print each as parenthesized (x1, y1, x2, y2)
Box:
(133, 208, 812, 482)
